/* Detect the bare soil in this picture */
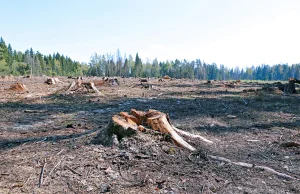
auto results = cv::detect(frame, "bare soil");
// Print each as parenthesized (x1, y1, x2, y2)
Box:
(0, 76, 300, 194)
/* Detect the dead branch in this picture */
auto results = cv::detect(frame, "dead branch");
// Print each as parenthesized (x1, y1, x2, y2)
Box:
(172, 125, 213, 144)
(39, 159, 47, 187)
(43, 156, 64, 185)
(65, 165, 82, 176)
(207, 155, 296, 180)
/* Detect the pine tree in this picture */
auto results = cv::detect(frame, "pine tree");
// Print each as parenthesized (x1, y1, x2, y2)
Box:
(134, 53, 142, 77)
(123, 58, 129, 77)
(0, 37, 9, 63)
(7, 44, 13, 69)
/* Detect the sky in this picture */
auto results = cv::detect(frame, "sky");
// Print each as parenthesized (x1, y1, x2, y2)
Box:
(1, 0, 300, 68)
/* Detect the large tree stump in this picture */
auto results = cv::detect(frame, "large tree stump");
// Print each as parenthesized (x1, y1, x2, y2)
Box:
(285, 79, 296, 93)
(107, 109, 213, 151)
(66, 78, 104, 95)
(278, 78, 300, 94)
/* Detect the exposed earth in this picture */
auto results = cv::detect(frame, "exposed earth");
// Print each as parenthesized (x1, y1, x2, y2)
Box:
(0, 76, 300, 194)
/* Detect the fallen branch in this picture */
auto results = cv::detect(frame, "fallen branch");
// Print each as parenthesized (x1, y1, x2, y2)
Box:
(172, 125, 213, 144)
(207, 155, 296, 180)
(65, 165, 82, 176)
(39, 159, 47, 188)
(43, 156, 64, 185)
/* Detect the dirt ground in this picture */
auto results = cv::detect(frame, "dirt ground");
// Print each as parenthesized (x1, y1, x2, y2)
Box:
(0, 76, 300, 194)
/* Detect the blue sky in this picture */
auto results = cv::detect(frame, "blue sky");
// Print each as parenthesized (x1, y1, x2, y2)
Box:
(1, 0, 300, 68)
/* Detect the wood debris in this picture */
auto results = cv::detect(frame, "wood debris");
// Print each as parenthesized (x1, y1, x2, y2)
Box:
(207, 155, 296, 180)
(10, 82, 27, 92)
(163, 75, 171, 79)
(45, 77, 61, 85)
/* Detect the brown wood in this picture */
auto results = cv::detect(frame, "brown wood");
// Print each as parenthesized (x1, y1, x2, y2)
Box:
(207, 155, 295, 180)
(10, 82, 27, 92)
(66, 79, 104, 95)
(112, 115, 138, 131)
(119, 112, 140, 125)
(45, 78, 56, 85)
(145, 110, 196, 151)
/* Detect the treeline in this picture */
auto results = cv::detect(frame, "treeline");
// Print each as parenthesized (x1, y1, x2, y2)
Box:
(86, 52, 300, 81)
(0, 37, 88, 76)
(1, 37, 300, 80)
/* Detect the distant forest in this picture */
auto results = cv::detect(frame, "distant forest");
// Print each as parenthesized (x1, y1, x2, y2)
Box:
(1, 37, 300, 80)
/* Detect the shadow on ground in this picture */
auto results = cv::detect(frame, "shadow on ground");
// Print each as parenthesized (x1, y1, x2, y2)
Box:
(0, 92, 299, 151)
